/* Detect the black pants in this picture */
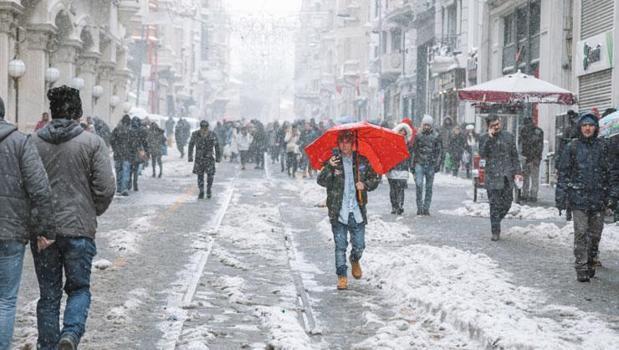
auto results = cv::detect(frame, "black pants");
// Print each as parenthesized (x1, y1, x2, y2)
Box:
(129, 162, 140, 191)
(287, 152, 298, 177)
(240, 150, 249, 168)
(280, 147, 286, 172)
(388, 179, 407, 211)
(151, 154, 162, 177)
(177, 143, 186, 158)
(255, 149, 264, 169)
(487, 178, 513, 233)
(197, 173, 214, 194)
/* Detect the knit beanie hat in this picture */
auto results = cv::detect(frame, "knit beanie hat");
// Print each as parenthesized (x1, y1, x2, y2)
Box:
(48, 85, 83, 120)
(421, 115, 433, 126)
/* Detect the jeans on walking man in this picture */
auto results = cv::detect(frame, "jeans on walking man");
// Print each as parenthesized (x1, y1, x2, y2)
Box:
(412, 115, 443, 216)
(556, 113, 609, 282)
(0, 96, 56, 350)
(317, 131, 380, 290)
(32, 86, 115, 349)
(479, 115, 522, 241)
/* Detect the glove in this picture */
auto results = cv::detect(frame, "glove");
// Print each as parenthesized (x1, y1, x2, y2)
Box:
(608, 198, 617, 211)
(556, 202, 566, 215)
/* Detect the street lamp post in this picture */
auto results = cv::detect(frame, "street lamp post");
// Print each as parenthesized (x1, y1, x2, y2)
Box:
(8, 59, 26, 128)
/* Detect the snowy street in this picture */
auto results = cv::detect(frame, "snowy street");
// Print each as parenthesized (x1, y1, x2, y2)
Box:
(11, 153, 619, 350)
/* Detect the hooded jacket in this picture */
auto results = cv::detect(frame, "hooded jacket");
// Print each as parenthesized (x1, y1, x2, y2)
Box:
(387, 123, 413, 180)
(0, 118, 56, 242)
(556, 114, 609, 212)
(33, 119, 116, 239)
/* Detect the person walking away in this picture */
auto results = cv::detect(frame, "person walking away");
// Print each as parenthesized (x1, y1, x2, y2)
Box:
(448, 125, 467, 177)
(110, 115, 133, 196)
(34, 112, 50, 131)
(479, 115, 522, 241)
(439, 116, 454, 172)
(412, 115, 443, 216)
(128, 117, 148, 191)
(387, 123, 413, 215)
(147, 122, 166, 178)
(464, 124, 478, 178)
(92, 117, 112, 147)
(237, 127, 253, 170)
(165, 116, 175, 147)
(519, 117, 544, 202)
(285, 125, 301, 177)
(0, 96, 56, 350)
(556, 113, 609, 282)
(188, 121, 222, 199)
(252, 121, 268, 169)
(317, 130, 381, 290)
(609, 134, 619, 223)
(278, 122, 289, 172)
(229, 126, 239, 163)
(175, 117, 191, 158)
(32, 86, 115, 350)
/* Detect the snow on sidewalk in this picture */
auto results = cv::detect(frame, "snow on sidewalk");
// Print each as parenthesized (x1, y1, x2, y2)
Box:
(362, 244, 619, 349)
(506, 222, 619, 253)
(440, 200, 560, 220)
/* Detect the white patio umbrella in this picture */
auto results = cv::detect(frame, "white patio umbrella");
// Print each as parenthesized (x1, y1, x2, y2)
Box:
(458, 70, 576, 105)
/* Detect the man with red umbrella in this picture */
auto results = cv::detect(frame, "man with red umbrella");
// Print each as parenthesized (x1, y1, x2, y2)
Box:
(317, 130, 381, 290)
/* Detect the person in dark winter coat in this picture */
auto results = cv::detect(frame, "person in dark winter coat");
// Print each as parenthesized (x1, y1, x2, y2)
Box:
(317, 130, 381, 290)
(31, 86, 115, 350)
(519, 117, 544, 201)
(448, 125, 467, 177)
(175, 117, 191, 158)
(251, 120, 268, 169)
(188, 120, 222, 199)
(412, 115, 443, 216)
(147, 122, 166, 178)
(92, 117, 112, 147)
(165, 116, 175, 146)
(609, 134, 619, 223)
(128, 117, 148, 192)
(387, 123, 413, 215)
(556, 113, 609, 282)
(110, 115, 133, 196)
(479, 115, 522, 241)
(439, 116, 454, 172)
(0, 96, 56, 350)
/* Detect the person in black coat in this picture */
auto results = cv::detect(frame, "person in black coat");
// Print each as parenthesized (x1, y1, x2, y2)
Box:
(519, 117, 544, 202)
(556, 113, 609, 282)
(188, 120, 221, 199)
(479, 115, 522, 241)
(110, 115, 133, 195)
(175, 117, 191, 158)
(448, 125, 467, 177)
(128, 117, 148, 191)
(609, 134, 619, 222)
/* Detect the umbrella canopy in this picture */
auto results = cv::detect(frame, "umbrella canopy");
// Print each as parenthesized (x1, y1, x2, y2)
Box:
(458, 70, 576, 105)
(304, 122, 410, 174)
(599, 111, 619, 138)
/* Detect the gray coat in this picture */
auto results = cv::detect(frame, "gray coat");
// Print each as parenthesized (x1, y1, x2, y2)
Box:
(0, 120, 56, 242)
(33, 119, 116, 239)
(479, 131, 521, 190)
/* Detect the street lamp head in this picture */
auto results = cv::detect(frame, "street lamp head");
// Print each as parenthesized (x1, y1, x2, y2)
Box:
(8, 59, 26, 79)
(45, 67, 60, 84)
(110, 95, 121, 108)
(92, 85, 104, 98)
(71, 77, 85, 90)
(122, 101, 132, 113)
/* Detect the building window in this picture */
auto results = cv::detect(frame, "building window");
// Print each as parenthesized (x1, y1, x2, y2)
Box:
(502, 0, 541, 73)
(391, 29, 401, 53)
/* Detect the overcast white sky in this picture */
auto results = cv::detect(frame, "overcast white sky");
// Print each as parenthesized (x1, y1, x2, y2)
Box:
(225, 0, 301, 15)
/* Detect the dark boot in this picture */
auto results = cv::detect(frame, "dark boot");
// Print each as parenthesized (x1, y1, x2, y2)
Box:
(198, 191, 204, 200)
(58, 334, 77, 350)
(417, 208, 423, 216)
(577, 270, 590, 282)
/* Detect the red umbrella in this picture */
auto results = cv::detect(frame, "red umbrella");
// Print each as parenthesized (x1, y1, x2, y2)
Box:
(305, 122, 410, 175)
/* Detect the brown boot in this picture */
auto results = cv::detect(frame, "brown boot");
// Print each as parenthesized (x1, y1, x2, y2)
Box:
(351, 259, 362, 279)
(337, 276, 348, 290)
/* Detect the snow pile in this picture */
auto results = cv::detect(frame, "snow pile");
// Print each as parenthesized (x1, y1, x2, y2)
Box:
(366, 214, 413, 242)
(440, 200, 559, 220)
(278, 179, 326, 207)
(99, 209, 157, 254)
(364, 244, 619, 349)
(507, 222, 619, 253)
(210, 243, 250, 271)
(93, 259, 113, 270)
(254, 306, 316, 350)
(105, 288, 149, 325)
(211, 275, 247, 305)
(422, 173, 471, 187)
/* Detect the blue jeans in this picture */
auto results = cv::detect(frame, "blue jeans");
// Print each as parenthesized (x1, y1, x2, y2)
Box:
(30, 237, 96, 350)
(415, 164, 436, 211)
(114, 160, 131, 193)
(331, 213, 365, 277)
(0, 241, 25, 350)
